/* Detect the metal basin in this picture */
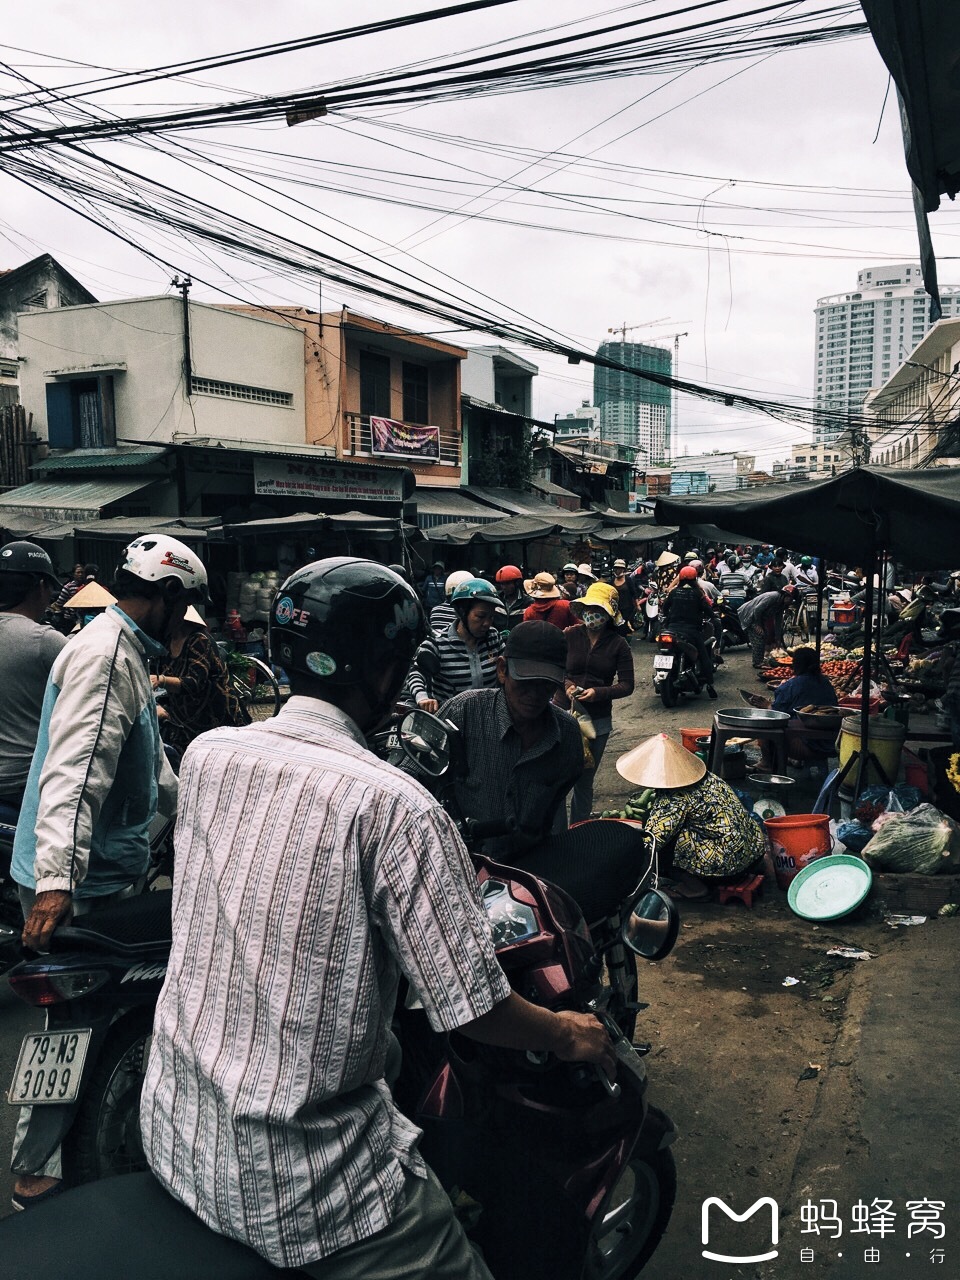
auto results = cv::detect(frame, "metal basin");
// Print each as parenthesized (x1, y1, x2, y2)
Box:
(747, 772, 795, 789)
(716, 708, 791, 730)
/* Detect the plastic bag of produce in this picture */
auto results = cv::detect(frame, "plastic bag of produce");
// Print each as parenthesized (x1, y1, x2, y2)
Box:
(861, 804, 960, 875)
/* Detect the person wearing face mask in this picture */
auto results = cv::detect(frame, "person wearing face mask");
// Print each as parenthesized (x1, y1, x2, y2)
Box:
(556, 583, 634, 825)
(406, 578, 505, 714)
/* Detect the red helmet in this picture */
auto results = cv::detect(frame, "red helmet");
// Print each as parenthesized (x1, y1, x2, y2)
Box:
(678, 566, 698, 582)
(495, 564, 523, 583)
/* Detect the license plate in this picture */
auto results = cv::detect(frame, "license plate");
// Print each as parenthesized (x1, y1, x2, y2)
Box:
(653, 654, 675, 670)
(7, 1029, 92, 1106)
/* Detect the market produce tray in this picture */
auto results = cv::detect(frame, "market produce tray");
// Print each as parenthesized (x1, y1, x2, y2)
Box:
(716, 708, 791, 730)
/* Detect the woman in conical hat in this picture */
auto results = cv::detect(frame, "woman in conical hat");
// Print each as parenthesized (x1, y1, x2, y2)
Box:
(617, 734, 765, 900)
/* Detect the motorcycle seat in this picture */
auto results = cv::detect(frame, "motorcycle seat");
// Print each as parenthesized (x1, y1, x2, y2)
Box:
(0, 1171, 307, 1279)
(510, 819, 652, 926)
(50, 888, 173, 956)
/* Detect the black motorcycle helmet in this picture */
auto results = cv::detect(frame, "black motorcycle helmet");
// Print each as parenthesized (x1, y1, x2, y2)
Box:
(269, 557, 426, 716)
(0, 539, 61, 608)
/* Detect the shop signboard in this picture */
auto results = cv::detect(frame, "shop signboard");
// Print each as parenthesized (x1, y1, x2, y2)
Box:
(370, 416, 441, 461)
(254, 457, 404, 503)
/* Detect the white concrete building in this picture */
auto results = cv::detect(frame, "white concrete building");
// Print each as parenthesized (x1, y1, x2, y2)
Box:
(554, 401, 600, 441)
(814, 264, 960, 440)
(670, 450, 754, 492)
(18, 296, 306, 452)
(864, 318, 960, 468)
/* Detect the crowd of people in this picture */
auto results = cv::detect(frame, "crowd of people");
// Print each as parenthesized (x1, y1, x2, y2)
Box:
(5, 529, 953, 1273)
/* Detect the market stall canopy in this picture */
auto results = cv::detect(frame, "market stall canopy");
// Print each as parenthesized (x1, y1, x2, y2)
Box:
(593, 521, 680, 546)
(74, 516, 219, 543)
(221, 510, 406, 539)
(860, 0, 960, 310)
(654, 468, 960, 567)
(421, 512, 600, 545)
(462, 486, 599, 533)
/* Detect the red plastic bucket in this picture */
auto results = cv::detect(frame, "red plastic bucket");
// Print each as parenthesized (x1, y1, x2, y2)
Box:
(764, 814, 833, 891)
(680, 727, 711, 754)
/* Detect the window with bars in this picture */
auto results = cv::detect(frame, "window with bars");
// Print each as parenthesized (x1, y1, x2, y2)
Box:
(191, 377, 293, 406)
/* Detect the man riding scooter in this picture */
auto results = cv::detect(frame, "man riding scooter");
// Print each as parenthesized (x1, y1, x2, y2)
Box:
(660, 566, 717, 698)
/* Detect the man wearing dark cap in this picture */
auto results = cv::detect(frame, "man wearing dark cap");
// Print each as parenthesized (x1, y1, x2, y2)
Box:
(419, 620, 583, 855)
(0, 542, 66, 809)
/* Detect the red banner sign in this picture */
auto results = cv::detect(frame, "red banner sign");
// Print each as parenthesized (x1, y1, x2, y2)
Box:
(371, 416, 440, 461)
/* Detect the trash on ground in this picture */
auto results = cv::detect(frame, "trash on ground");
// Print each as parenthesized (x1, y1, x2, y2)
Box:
(938, 903, 960, 917)
(798, 1066, 820, 1081)
(826, 946, 875, 960)
(782, 976, 800, 986)
(884, 914, 928, 927)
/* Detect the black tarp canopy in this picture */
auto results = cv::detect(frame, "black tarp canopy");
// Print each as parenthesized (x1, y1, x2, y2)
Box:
(655, 467, 960, 797)
(654, 468, 960, 569)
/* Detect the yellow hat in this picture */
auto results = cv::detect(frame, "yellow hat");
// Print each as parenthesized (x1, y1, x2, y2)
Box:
(572, 581, 621, 623)
(616, 733, 706, 789)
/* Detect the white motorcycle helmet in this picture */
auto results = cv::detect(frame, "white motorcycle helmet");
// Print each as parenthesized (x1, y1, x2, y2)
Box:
(119, 534, 208, 601)
(444, 569, 474, 598)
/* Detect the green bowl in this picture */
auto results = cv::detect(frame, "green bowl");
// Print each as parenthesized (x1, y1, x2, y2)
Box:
(787, 853, 873, 922)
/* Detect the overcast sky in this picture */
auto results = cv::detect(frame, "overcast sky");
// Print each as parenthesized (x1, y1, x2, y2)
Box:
(3, 0, 958, 468)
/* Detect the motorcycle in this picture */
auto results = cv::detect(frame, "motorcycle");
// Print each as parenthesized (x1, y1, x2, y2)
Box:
(715, 596, 749, 651)
(640, 586, 660, 641)
(3, 709, 679, 1277)
(6, 888, 171, 1184)
(0, 875, 678, 1280)
(652, 622, 718, 708)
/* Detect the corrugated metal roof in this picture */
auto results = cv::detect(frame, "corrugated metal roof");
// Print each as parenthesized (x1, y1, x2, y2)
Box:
(0, 477, 160, 520)
(32, 447, 169, 473)
(413, 488, 500, 527)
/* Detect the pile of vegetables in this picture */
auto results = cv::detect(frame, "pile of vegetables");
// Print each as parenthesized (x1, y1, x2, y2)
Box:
(599, 788, 655, 822)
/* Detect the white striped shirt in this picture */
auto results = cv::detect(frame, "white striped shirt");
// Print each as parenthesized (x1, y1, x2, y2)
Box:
(140, 696, 510, 1269)
(406, 622, 504, 706)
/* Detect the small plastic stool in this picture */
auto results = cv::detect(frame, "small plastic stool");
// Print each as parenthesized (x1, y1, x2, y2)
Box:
(709, 718, 787, 779)
(717, 873, 765, 908)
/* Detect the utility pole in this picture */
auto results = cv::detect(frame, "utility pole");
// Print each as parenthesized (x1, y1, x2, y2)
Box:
(670, 331, 688, 460)
(172, 275, 192, 396)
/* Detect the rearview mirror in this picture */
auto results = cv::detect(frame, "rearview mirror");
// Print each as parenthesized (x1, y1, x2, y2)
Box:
(399, 709, 453, 778)
(622, 889, 679, 961)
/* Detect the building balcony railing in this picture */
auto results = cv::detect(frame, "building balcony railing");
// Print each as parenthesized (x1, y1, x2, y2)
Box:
(344, 412, 461, 467)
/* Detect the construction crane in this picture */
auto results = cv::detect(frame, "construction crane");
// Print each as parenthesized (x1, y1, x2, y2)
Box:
(606, 317, 671, 343)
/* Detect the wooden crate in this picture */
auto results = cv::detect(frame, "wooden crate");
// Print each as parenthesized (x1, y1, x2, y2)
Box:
(869, 872, 960, 915)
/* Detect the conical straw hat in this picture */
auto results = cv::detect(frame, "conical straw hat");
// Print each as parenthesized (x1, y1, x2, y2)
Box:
(183, 604, 207, 627)
(616, 733, 706, 789)
(69, 581, 117, 609)
(655, 550, 680, 567)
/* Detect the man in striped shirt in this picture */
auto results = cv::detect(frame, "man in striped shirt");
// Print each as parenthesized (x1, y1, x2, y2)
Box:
(141, 559, 614, 1278)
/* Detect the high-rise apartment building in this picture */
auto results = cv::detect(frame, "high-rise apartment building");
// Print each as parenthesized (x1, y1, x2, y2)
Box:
(593, 341, 671, 463)
(814, 264, 960, 442)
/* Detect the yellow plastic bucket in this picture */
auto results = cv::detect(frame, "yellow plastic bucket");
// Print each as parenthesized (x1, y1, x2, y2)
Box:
(837, 715, 905, 791)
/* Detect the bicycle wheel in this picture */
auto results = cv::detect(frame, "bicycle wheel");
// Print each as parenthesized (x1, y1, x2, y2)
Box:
(232, 656, 282, 720)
